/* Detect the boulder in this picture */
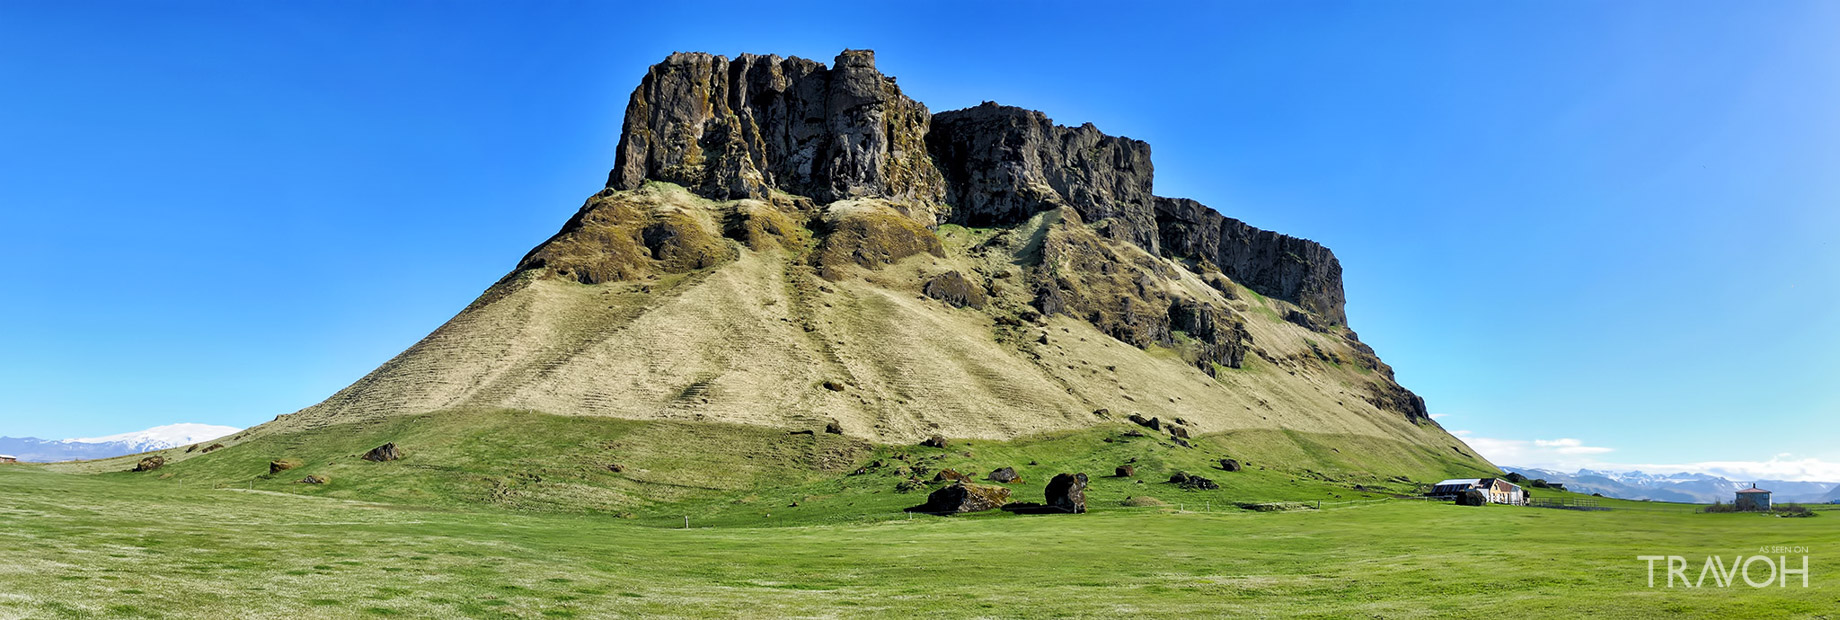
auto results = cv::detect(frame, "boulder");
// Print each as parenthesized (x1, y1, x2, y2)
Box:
(920, 436, 948, 449)
(1168, 426, 1190, 439)
(932, 468, 971, 483)
(1176, 473, 1219, 490)
(1457, 489, 1489, 506)
(131, 456, 165, 472)
(1044, 473, 1088, 514)
(200, 443, 225, 453)
(1114, 465, 1136, 478)
(1169, 471, 1191, 484)
(607, 463, 625, 473)
(986, 467, 1020, 483)
(824, 421, 844, 435)
(907, 481, 1011, 514)
(1220, 459, 1242, 472)
(362, 443, 403, 462)
(298, 475, 330, 485)
(269, 459, 301, 474)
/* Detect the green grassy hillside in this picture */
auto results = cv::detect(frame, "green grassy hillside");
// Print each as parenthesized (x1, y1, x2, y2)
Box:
(50, 410, 1492, 522)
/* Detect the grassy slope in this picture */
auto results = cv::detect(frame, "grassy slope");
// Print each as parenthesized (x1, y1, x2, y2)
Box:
(259, 184, 1479, 468)
(3, 465, 1834, 619)
(47, 410, 1490, 523)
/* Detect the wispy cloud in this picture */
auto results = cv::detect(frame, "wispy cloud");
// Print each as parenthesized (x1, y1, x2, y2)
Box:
(1451, 430, 1840, 482)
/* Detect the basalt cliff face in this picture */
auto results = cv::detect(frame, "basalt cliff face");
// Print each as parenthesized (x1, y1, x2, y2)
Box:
(273, 50, 1458, 463)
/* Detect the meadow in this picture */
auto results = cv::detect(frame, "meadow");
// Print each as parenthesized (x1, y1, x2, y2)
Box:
(2, 464, 1834, 619)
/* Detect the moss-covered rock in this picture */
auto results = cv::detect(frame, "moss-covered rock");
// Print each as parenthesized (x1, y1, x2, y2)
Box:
(814, 202, 942, 280)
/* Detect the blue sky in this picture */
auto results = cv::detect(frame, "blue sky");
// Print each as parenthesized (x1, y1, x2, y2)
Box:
(3, 2, 1836, 478)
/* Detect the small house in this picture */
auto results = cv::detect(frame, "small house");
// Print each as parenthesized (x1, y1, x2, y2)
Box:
(1430, 478, 1526, 505)
(1734, 484, 1772, 511)
(0, 455, 17, 464)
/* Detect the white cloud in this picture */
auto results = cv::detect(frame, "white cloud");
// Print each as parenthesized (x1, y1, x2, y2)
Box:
(1452, 430, 1840, 482)
(1429, 413, 1449, 420)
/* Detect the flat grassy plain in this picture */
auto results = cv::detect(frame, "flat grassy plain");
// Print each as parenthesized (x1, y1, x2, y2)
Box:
(3, 466, 1835, 618)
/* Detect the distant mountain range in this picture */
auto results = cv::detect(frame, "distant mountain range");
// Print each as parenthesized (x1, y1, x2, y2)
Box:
(1506, 466, 1839, 504)
(0, 423, 241, 462)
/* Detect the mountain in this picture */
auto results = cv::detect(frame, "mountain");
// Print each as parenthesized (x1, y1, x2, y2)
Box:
(0, 423, 240, 462)
(55, 50, 1495, 510)
(1506, 467, 1839, 504)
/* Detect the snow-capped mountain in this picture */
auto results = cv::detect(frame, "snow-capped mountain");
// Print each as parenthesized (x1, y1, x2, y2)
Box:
(66, 423, 242, 453)
(1507, 466, 1839, 504)
(0, 423, 241, 462)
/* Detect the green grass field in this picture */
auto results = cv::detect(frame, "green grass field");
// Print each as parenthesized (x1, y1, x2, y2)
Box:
(3, 462, 1835, 618)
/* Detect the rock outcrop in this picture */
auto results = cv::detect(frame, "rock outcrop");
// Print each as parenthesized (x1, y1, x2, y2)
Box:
(362, 443, 403, 462)
(608, 50, 946, 220)
(929, 103, 1158, 251)
(908, 481, 1012, 514)
(1045, 472, 1088, 513)
(1155, 197, 1347, 325)
(131, 456, 165, 472)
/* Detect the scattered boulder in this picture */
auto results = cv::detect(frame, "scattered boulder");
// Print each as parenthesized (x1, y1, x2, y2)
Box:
(362, 443, 403, 462)
(920, 436, 948, 449)
(1456, 489, 1488, 506)
(1126, 414, 1161, 430)
(822, 380, 846, 392)
(824, 421, 844, 435)
(607, 463, 625, 473)
(269, 459, 301, 474)
(201, 443, 225, 453)
(987, 467, 1021, 483)
(1044, 473, 1088, 513)
(184, 444, 198, 453)
(1173, 438, 1192, 448)
(1171, 472, 1219, 490)
(298, 475, 330, 485)
(1219, 459, 1242, 472)
(933, 468, 971, 483)
(1168, 426, 1191, 439)
(1115, 465, 1136, 478)
(131, 456, 165, 472)
(909, 481, 1011, 514)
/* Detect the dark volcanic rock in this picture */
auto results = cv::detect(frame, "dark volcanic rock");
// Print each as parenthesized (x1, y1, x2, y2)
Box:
(1154, 197, 1347, 326)
(920, 436, 948, 449)
(825, 420, 844, 434)
(609, 50, 946, 215)
(1457, 489, 1488, 506)
(131, 456, 165, 472)
(987, 467, 1020, 483)
(299, 475, 330, 485)
(1169, 298, 1250, 375)
(932, 468, 971, 483)
(922, 271, 988, 308)
(1181, 475, 1220, 490)
(1220, 459, 1242, 472)
(362, 443, 403, 462)
(1115, 465, 1136, 478)
(1045, 472, 1089, 513)
(908, 481, 1011, 514)
(930, 103, 1159, 252)
(269, 459, 300, 474)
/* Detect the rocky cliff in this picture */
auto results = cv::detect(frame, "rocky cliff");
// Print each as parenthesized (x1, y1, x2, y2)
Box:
(275, 48, 1450, 448)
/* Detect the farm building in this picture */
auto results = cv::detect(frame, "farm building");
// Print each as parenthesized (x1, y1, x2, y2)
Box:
(1429, 478, 1526, 505)
(1734, 484, 1772, 511)
(0, 455, 17, 464)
